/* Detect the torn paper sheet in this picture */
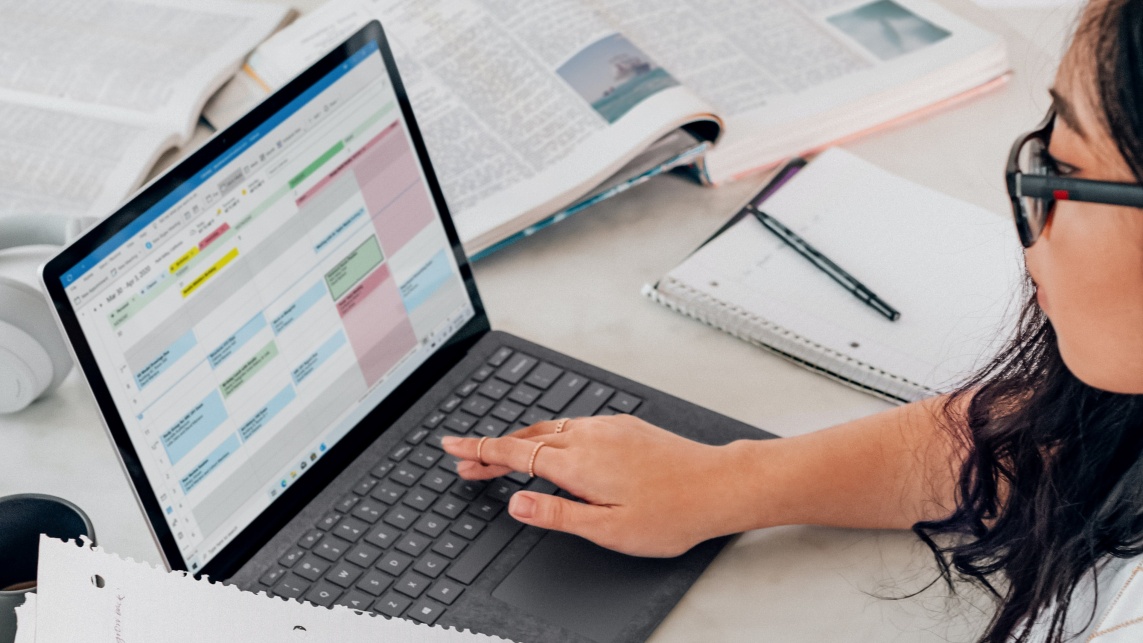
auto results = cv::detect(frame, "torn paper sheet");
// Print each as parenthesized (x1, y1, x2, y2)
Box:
(27, 537, 517, 643)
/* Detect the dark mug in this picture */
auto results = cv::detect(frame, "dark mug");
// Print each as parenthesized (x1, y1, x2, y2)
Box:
(0, 494, 95, 643)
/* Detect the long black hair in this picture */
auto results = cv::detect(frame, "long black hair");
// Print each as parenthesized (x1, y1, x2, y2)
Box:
(913, 3, 1143, 641)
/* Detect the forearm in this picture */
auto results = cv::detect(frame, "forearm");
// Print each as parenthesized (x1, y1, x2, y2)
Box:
(722, 396, 967, 533)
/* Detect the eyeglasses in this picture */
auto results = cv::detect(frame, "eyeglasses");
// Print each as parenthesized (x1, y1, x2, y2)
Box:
(1006, 106, 1143, 247)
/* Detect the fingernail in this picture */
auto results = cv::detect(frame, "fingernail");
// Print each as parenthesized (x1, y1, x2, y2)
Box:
(510, 493, 535, 519)
(441, 436, 459, 448)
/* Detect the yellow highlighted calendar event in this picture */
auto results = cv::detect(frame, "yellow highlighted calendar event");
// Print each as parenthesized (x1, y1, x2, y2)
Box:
(182, 248, 239, 298)
(169, 246, 199, 274)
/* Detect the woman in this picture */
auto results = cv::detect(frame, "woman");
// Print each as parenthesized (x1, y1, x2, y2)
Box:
(443, 1, 1143, 640)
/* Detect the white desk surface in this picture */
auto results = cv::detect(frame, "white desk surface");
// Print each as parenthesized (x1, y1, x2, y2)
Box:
(1, 2, 1080, 640)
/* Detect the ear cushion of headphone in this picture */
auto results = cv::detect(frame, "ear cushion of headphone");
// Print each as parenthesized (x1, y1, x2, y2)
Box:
(0, 277, 73, 406)
(0, 319, 55, 413)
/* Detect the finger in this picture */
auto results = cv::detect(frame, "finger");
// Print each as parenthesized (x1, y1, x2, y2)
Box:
(508, 492, 610, 543)
(455, 459, 513, 480)
(442, 435, 565, 478)
(510, 417, 577, 440)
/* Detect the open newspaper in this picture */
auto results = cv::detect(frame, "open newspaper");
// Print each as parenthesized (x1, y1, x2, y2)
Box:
(215, 0, 1008, 256)
(0, 0, 291, 220)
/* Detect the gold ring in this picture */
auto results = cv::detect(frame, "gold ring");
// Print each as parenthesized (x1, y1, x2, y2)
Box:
(477, 436, 490, 466)
(528, 442, 545, 478)
(554, 418, 568, 434)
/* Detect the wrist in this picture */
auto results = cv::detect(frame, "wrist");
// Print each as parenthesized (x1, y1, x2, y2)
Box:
(703, 438, 787, 537)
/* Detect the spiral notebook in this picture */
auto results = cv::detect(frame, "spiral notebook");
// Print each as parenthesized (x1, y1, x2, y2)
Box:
(643, 148, 1025, 403)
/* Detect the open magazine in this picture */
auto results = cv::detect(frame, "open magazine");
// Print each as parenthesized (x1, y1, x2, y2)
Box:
(218, 0, 1008, 257)
(0, 0, 291, 219)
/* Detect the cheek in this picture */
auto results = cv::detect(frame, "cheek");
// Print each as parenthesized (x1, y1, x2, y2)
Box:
(1031, 203, 1143, 393)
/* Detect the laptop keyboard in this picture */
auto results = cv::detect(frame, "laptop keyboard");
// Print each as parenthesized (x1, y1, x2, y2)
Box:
(254, 346, 643, 625)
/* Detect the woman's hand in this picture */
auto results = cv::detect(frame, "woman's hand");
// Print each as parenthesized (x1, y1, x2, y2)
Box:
(440, 415, 752, 557)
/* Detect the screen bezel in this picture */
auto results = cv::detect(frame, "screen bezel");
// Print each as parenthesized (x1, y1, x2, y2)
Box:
(42, 21, 490, 580)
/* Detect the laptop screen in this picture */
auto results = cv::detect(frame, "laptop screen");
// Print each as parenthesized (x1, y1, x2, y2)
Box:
(56, 40, 475, 572)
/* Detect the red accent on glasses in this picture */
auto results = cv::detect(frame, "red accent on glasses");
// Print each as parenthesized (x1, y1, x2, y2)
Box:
(1053, 189, 1070, 200)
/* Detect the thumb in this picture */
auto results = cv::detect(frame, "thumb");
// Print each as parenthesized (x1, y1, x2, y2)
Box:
(508, 491, 609, 540)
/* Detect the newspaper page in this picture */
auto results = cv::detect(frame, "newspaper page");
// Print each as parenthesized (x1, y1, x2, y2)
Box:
(588, 0, 1007, 182)
(0, 0, 289, 219)
(204, 0, 720, 253)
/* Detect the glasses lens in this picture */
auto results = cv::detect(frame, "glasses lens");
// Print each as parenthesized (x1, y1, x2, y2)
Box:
(1017, 136, 1054, 242)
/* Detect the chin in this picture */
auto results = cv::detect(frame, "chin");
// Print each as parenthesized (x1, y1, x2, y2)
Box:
(1056, 335, 1143, 394)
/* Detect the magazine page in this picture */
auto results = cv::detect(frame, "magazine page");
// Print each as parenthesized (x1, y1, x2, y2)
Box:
(0, 0, 290, 219)
(205, 0, 720, 253)
(589, 0, 1007, 183)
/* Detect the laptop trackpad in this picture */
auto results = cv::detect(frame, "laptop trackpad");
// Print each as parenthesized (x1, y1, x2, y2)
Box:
(491, 531, 679, 643)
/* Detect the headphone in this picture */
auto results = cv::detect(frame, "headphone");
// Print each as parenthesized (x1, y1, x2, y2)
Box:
(0, 215, 96, 414)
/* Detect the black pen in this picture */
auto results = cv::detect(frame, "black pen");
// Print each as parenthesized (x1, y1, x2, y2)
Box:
(747, 205, 900, 322)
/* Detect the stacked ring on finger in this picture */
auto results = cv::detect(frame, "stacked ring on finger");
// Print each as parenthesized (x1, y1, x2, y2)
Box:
(528, 442, 545, 478)
(476, 435, 490, 466)
(554, 418, 569, 434)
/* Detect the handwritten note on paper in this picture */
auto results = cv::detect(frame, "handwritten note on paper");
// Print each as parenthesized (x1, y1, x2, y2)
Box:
(20, 537, 516, 643)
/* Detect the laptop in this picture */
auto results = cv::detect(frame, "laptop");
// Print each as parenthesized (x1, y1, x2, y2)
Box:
(42, 22, 771, 643)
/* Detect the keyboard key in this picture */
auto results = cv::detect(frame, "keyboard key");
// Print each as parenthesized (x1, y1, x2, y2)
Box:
(442, 413, 477, 434)
(471, 364, 495, 381)
(335, 589, 375, 611)
(377, 551, 413, 576)
(447, 514, 524, 584)
(395, 571, 432, 598)
(423, 411, 447, 429)
(352, 475, 379, 496)
(426, 428, 453, 450)
(451, 479, 486, 501)
(313, 535, 351, 562)
(278, 548, 305, 568)
(350, 498, 386, 524)
(408, 446, 441, 469)
(370, 462, 394, 479)
(334, 493, 359, 513)
(607, 391, 642, 414)
(371, 480, 405, 505)
(391, 463, 425, 487)
(388, 444, 412, 462)
(305, 581, 342, 607)
(439, 453, 461, 472)
(491, 401, 525, 423)
(297, 529, 322, 549)
(524, 362, 563, 389)
(356, 569, 395, 596)
(450, 515, 486, 540)
(495, 353, 537, 384)
(294, 555, 331, 582)
(334, 516, 369, 542)
(537, 372, 589, 413)
(431, 534, 468, 559)
(477, 379, 510, 400)
(505, 471, 531, 485)
(259, 567, 287, 587)
(432, 497, 467, 519)
(467, 498, 504, 521)
(408, 598, 445, 625)
(455, 380, 480, 397)
(382, 506, 417, 530)
(364, 523, 400, 550)
(428, 578, 465, 605)
(317, 512, 341, 531)
(519, 408, 554, 426)
(374, 591, 412, 618)
(486, 480, 522, 504)
(325, 561, 363, 588)
(507, 384, 541, 406)
(487, 346, 514, 366)
(273, 574, 310, 600)
(406, 427, 430, 445)
(346, 542, 383, 568)
(460, 396, 494, 417)
(474, 417, 509, 437)
(414, 552, 450, 579)
(563, 383, 615, 418)
(413, 514, 448, 538)
(402, 488, 438, 512)
(397, 533, 431, 557)
(440, 397, 463, 413)
(421, 470, 456, 494)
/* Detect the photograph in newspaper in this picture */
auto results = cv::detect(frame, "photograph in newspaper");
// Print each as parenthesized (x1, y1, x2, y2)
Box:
(557, 33, 680, 124)
(827, 0, 951, 61)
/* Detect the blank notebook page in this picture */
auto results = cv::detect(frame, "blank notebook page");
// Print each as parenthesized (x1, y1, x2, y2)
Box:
(663, 148, 1025, 393)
